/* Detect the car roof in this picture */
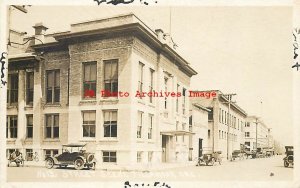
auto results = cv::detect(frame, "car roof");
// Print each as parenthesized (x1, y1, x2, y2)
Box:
(62, 143, 86, 147)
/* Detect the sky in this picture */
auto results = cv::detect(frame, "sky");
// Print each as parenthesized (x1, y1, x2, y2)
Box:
(9, 5, 293, 145)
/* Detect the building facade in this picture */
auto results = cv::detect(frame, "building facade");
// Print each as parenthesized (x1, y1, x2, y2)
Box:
(6, 13, 198, 169)
(244, 116, 271, 151)
(190, 90, 247, 159)
(188, 103, 210, 160)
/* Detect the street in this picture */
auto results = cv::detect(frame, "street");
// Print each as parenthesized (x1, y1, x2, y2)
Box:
(6, 155, 293, 182)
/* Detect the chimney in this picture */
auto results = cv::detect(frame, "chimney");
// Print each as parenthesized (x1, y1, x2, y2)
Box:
(32, 22, 48, 45)
(155, 29, 165, 43)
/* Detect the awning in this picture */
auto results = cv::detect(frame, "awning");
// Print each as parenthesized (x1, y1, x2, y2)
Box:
(8, 53, 40, 62)
(160, 130, 195, 136)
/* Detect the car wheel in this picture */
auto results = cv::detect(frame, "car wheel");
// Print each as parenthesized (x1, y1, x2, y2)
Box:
(45, 158, 54, 169)
(211, 158, 215, 166)
(284, 160, 289, 168)
(89, 162, 96, 170)
(74, 158, 84, 170)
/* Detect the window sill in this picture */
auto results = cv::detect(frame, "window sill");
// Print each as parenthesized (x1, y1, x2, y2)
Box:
(44, 103, 61, 107)
(43, 139, 60, 142)
(79, 138, 96, 142)
(79, 100, 97, 105)
(99, 138, 118, 142)
(24, 106, 33, 110)
(7, 105, 17, 109)
(99, 98, 119, 102)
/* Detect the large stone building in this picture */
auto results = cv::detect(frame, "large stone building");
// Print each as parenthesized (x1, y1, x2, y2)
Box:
(244, 116, 272, 151)
(190, 90, 247, 159)
(6, 13, 198, 169)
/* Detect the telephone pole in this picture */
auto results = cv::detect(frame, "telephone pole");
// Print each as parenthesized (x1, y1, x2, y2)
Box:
(254, 117, 259, 150)
(222, 93, 236, 160)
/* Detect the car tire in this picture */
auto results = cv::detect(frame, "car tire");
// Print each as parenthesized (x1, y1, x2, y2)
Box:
(45, 158, 54, 169)
(211, 158, 215, 166)
(284, 160, 289, 168)
(74, 158, 84, 170)
(90, 162, 96, 170)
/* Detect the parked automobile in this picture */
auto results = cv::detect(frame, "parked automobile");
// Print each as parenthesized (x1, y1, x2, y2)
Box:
(7, 150, 24, 167)
(283, 146, 293, 168)
(197, 151, 222, 166)
(45, 143, 96, 170)
(231, 150, 245, 161)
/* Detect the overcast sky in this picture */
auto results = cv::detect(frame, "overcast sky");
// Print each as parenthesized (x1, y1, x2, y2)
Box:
(9, 5, 293, 145)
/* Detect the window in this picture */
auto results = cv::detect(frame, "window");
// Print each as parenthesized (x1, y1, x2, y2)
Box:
(245, 132, 250, 137)
(148, 151, 153, 163)
(26, 149, 33, 161)
(246, 122, 250, 127)
(164, 77, 168, 109)
(6, 116, 17, 138)
(176, 84, 179, 112)
(219, 108, 221, 123)
(182, 88, 186, 114)
(137, 111, 143, 138)
(44, 149, 58, 160)
(104, 59, 118, 94)
(82, 111, 96, 137)
(103, 111, 117, 137)
(208, 130, 211, 139)
(26, 115, 33, 138)
(137, 151, 142, 163)
(46, 70, 60, 103)
(148, 114, 153, 139)
(45, 114, 59, 139)
(138, 62, 144, 98)
(149, 69, 154, 103)
(221, 110, 224, 123)
(208, 108, 213, 120)
(102, 151, 116, 163)
(225, 111, 227, 125)
(7, 74, 18, 104)
(26, 72, 34, 105)
(83, 62, 97, 99)
(219, 130, 221, 139)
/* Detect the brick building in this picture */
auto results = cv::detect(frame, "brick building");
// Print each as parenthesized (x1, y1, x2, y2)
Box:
(190, 90, 247, 159)
(6, 13, 198, 169)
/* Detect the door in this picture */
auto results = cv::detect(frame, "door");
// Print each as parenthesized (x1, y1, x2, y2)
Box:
(198, 139, 203, 157)
(162, 135, 167, 162)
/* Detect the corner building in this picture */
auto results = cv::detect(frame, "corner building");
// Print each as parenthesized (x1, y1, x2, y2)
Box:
(6, 13, 197, 169)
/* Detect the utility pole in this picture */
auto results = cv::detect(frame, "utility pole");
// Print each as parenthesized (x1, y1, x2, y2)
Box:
(222, 93, 236, 160)
(254, 117, 259, 151)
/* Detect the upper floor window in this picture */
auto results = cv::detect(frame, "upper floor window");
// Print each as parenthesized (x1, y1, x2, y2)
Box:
(149, 68, 154, 103)
(83, 62, 97, 99)
(208, 129, 211, 139)
(6, 116, 17, 138)
(82, 111, 96, 137)
(45, 114, 59, 139)
(138, 62, 144, 98)
(182, 88, 186, 114)
(26, 72, 34, 105)
(104, 59, 118, 95)
(245, 132, 250, 137)
(137, 111, 143, 138)
(46, 70, 60, 103)
(26, 115, 33, 138)
(219, 108, 221, 123)
(148, 114, 153, 139)
(7, 74, 18, 105)
(208, 108, 213, 121)
(246, 122, 250, 127)
(164, 77, 168, 110)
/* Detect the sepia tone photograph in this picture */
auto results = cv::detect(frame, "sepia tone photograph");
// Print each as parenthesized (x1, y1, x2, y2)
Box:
(0, 1, 298, 188)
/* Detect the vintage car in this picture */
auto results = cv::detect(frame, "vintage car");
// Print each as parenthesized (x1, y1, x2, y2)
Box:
(197, 151, 222, 166)
(45, 143, 96, 170)
(231, 150, 245, 161)
(283, 146, 293, 168)
(7, 150, 24, 167)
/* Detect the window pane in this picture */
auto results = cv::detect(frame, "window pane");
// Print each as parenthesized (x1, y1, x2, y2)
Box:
(54, 115, 59, 127)
(111, 125, 117, 137)
(55, 71, 60, 87)
(112, 82, 118, 93)
(104, 125, 110, 137)
(83, 125, 89, 137)
(104, 62, 111, 80)
(47, 72, 53, 87)
(46, 89, 52, 103)
(46, 127, 51, 138)
(46, 116, 52, 127)
(54, 88, 60, 102)
(111, 61, 118, 80)
(90, 126, 95, 137)
(84, 64, 90, 81)
(27, 116, 33, 125)
(90, 64, 97, 81)
(104, 112, 109, 121)
(53, 127, 59, 138)
(111, 111, 117, 121)
(104, 83, 111, 92)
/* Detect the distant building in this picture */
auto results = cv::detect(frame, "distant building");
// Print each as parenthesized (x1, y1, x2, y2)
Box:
(190, 90, 247, 159)
(6, 13, 198, 169)
(244, 116, 270, 151)
(189, 103, 210, 160)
